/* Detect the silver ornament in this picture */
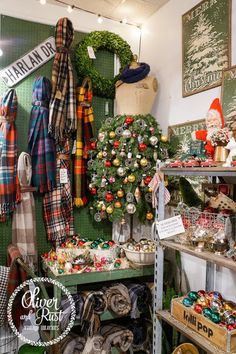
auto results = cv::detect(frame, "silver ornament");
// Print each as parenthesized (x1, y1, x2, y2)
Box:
(115, 126, 124, 136)
(126, 192, 134, 202)
(122, 129, 132, 139)
(117, 167, 126, 177)
(120, 150, 126, 157)
(126, 203, 136, 214)
(134, 161, 139, 169)
(98, 132, 106, 142)
(102, 151, 107, 157)
(111, 149, 116, 155)
(94, 213, 102, 222)
(145, 193, 152, 203)
(87, 159, 94, 168)
(105, 117, 114, 125)
(149, 136, 158, 146)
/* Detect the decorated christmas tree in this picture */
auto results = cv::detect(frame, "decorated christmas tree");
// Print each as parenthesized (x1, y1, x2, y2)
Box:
(87, 114, 169, 223)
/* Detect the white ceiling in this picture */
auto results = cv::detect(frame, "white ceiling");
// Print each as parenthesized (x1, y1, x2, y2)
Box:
(50, 0, 169, 26)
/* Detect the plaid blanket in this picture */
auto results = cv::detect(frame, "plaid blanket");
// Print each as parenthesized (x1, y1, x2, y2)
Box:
(127, 283, 152, 319)
(7, 244, 28, 329)
(81, 291, 107, 336)
(28, 77, 56, 193)
(60, 293, 84, 331)
(127, 319, 153, 353)
(0, 266, 10, 326)
(105, 283, 131, 316)
(74, 82, 95, 207)
(100, 324, 133, 353)
(0, 89, 18, 220)
(49, 17, 76, 142)
(43, 139, 74, 243)
(12, 152, 38, 271)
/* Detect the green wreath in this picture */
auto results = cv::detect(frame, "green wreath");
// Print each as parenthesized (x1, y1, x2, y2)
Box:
(75, 31, 133, 98)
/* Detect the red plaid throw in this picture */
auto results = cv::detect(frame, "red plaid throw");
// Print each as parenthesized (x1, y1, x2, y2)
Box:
(74, 79, 95, 207)
(43, 140, 74, 243)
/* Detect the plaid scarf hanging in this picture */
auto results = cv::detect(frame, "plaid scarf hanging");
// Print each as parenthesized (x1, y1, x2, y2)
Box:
(49, 17, 76, 142)
(12, 152, 38, 271)
(43, 140, 74, 243)
(28, 77, 56, 193)
(74, 78, 95, 207)
(0, 89, 18, 220)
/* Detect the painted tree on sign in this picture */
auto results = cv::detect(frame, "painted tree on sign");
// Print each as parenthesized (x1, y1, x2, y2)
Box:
(185, 13, 228, 85)
(225, 95, 236, 129)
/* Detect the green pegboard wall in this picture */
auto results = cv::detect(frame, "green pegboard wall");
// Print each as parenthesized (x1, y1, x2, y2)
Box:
(0, 15, 113, 266)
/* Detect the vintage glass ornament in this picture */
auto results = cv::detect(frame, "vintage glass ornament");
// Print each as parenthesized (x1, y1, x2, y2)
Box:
(144, 175, 153, 185)
(122, 129, 132, 139)
(160, 135, 168, 143)
(109, 131, 116, 139)
(113, 140, 121, 149)
(105, 193, 114, 202)
(196, 296, 209, 308)
(202, 307, 212, 318)
(211, 299, 223, 312)
(97, 151, 103, 159)
(140, 158, 148, 167)
(127, 174, 136, 183)
(120, 149, 126, 157)
(149, 136, 158, 146)
(111, 149, 116, 155)
(114, 201, 122, 208)
(188, 291, 199, 301)
(105, 160, 112, 167)
(106, 206, 114, 214)
(182, 297, 193, 307)
(211, 312, 220, 324)
(146, 211, 154, 220)
(126, 192, 134, 202)
(194, 304, 203, 314)
(90, 141, 97, 150)
(125, 116, 134, 125)
(113, 158, 121, 166)
(224, 301, 236, 312)
(102, 151, 108, 157)
(133, 161, 139, 169)
(138, 143, 147, 152)
(90, 187, 97, 195)
(198, 290, 205, 297)
(117, 190, 124, 198)
(108, 176, 115, 184)
(126, 203, 136, 214)
(58, 268, 64, 274)
(117, 167, 126, 177)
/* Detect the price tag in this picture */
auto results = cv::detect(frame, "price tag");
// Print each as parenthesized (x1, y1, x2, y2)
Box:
(60, 169, 68, 184)
(156, 215, 185, 240)
(87, 46, 96, 59)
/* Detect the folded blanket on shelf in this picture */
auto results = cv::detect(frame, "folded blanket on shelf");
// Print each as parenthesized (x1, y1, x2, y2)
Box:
(0, 266, 10, 326)
(60, 293, 84, 331)
(127, 283, 152, 318)
(81, 335, 104, 354)
(128, 319, 153, 353)
(100, 323, 133, 353)
(81, 291, 107, 336)
(61, 333, 86, 354)
(105, 283, 131, 316)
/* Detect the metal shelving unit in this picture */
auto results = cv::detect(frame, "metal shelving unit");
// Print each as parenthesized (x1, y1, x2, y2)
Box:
(154, 167, 236, 354)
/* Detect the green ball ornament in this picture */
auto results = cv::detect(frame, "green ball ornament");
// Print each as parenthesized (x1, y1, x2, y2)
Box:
(102, 242, 110, 249)
(91, 242, 98, 249)
(211, 312, 221, 324)
(188, 291, 199, 301)
(48, 261, 54, 267)
(203, 307, 212, 318)
(182, 297, 193, 307)
(58, 268, 64, 274)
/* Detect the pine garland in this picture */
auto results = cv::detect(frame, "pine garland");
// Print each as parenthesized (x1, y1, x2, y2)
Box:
(87, 114, 170, 223)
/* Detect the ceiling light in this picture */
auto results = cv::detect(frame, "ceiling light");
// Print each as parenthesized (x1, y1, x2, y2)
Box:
(39, 0, 46, 4)
(97, 15, 103, 24)
(0, 48, 3, 57)
(67, 5, 74, 13)
(121, 18, 127, 24)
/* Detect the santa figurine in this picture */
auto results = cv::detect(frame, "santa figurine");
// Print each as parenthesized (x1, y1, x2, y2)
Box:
(192, 98, 224, 158)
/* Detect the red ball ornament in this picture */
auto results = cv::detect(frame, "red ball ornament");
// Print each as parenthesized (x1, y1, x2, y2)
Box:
(108, 240, 115, 246)
(138, 143, 147, 152)
(144, 176, 153, 185)
(42, 252, 49, 258)
(105, 193, 114, 202)
(90, 187, 97, 195)
(125, 116, 134, 125)
(114, 140, 121, 149)
(198, 290, 206, 297)
(227, 324, 234, 331)
(60, 243, 66, 248)
(90, 141, 97, 150)
(105, 160, 112, 167)
(78, 240, 85, 247)
(73, 264, 81, 271)
(194, 304, 203, 314)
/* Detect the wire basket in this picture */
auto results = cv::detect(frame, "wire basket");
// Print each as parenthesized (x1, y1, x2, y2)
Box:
(174, 204, 236, 240)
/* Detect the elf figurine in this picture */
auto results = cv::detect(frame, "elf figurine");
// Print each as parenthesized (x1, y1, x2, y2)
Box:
(192, 98, 224, 158)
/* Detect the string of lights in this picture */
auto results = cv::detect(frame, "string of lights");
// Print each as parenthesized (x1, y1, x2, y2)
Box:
(39, 0, 142, 29)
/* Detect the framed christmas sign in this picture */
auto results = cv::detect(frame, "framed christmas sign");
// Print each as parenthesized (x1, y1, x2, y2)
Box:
(221, 65, 236, 130)
(182, 0, 231, 97)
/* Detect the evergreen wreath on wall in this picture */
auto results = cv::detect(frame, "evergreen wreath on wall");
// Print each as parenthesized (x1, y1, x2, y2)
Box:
(75, 31, 133, 98)
(87, 114, 170, 223)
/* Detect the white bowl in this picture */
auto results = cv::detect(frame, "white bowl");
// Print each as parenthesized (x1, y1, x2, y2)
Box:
(123, 248, 155, 265)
